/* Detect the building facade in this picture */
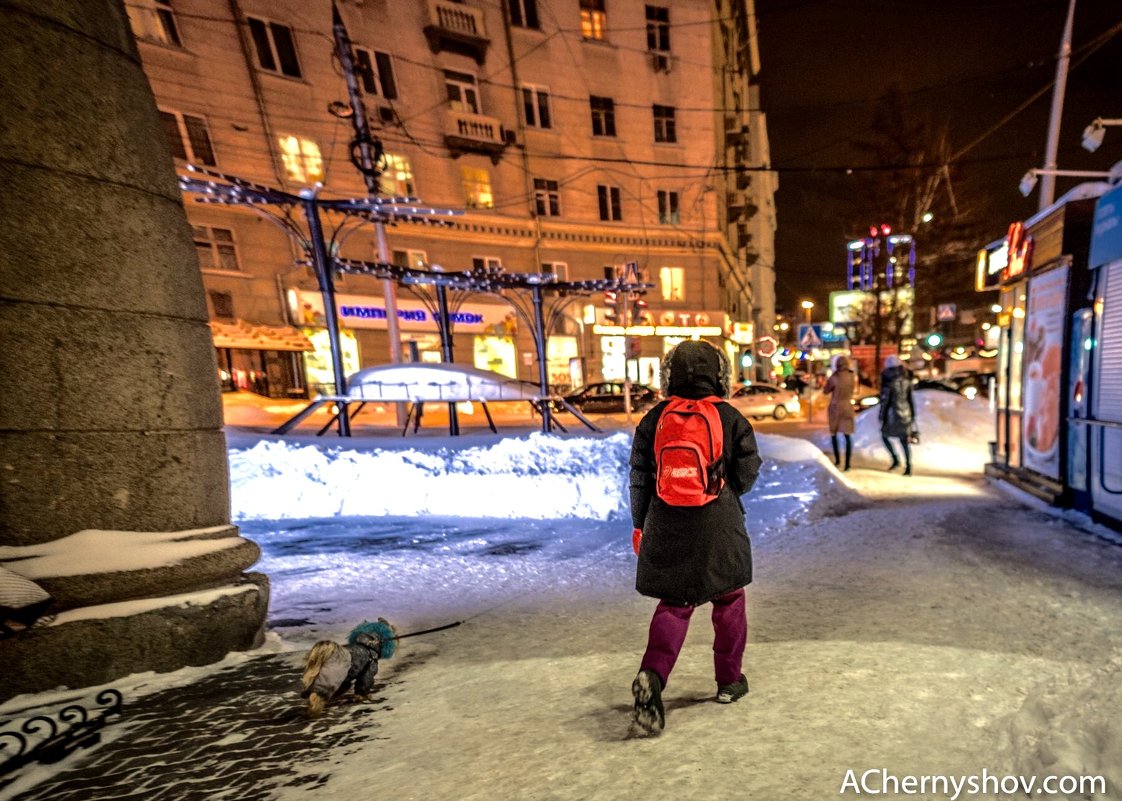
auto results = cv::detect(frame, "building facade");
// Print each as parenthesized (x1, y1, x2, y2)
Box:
(127, 0, 777, 396)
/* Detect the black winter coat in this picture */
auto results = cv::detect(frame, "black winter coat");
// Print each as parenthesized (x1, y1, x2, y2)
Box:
(879, 365, 916, 438)
(630, 400, 762, 606)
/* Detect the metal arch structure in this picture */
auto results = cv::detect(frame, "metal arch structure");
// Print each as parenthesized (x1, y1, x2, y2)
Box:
(179, 166, 652, 436)
(178, 164, 460, 435)
(332, 259, 653, 433)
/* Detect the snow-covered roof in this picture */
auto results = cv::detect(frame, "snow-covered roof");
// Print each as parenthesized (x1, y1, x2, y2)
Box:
(346, 363, 545, 402)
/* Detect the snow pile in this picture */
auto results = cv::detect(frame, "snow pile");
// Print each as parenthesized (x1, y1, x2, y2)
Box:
(1005, 655, 1122, 797)
(849, 390, 993, 472)
(229, 432, 633, 521)
(228, 430, 858, 527)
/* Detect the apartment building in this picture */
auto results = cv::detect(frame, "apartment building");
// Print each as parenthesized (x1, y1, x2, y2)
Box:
(127, 0, 776, 397)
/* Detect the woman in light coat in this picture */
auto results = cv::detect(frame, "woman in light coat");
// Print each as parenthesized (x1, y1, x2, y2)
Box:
(823, 355, 856, 470)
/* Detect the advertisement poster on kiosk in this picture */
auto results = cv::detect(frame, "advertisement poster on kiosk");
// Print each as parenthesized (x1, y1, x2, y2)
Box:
(1021, 265, 1069, 479)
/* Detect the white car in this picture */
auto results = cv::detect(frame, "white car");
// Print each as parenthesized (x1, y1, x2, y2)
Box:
(728, 382, 801, 420)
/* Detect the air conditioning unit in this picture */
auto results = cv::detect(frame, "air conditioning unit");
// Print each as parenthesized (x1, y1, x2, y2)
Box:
(376, 105, 396, 125)
(503, 128, 517, 145)
(649, 52, 672, 73)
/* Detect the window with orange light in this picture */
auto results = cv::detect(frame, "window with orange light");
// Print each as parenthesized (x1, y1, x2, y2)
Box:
(278, 136, 324, 184)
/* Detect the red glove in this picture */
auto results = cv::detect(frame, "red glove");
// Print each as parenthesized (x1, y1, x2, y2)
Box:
(632, 528, 643, 555)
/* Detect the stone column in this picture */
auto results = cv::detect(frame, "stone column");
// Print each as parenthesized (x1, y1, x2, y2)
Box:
(0, 0, 267, 699)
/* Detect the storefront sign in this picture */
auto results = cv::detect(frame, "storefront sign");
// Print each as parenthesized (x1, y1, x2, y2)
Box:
(1021, 265, 1069, 480)
(290, 290, 510, 333)
(1004, 221, 1033, 281)
(1089, 182, 1122, 269)
(975, 242, 1009, 290)
(729, 321, 754, 345)
(592, 324, 724, 337)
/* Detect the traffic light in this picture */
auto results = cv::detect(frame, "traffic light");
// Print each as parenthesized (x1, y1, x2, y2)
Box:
(924, 331, 944, 349)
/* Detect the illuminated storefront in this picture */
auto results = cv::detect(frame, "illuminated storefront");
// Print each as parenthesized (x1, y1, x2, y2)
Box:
(983, 191, 1100, 503)
(209, 319, 313, 397)
(593, 310, 730, 388)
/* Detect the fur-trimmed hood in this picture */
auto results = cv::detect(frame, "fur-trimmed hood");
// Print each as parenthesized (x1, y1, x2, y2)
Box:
(660, 340, 731, 399)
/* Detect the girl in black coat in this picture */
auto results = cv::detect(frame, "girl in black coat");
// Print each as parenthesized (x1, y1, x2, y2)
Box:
(878, 354, 917, 475)
(628, 340, 763, 734)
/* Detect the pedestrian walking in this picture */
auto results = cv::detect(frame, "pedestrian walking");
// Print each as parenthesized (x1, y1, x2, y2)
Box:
(879, 354, 917, 475)
(627, 340, 763, 735)
(823, 355, 856, 470)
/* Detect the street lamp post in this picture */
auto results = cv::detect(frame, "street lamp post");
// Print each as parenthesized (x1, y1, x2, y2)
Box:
(800, 300, 815, 422)
(1082, 118, 1122, 152)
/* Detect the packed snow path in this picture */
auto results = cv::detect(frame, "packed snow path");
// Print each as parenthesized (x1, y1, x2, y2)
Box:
(256, 469, 1122, 801)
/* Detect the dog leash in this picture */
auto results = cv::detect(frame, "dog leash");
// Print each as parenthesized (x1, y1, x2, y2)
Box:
(389, 620, 462, 640)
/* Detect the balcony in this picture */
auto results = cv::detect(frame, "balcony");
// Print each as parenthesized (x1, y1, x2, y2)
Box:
(444, 109, 509, 162)
(423, 0, 490, 64)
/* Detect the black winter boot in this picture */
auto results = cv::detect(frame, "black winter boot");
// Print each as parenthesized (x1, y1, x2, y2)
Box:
(631, 669, 665, 735)
(844, 435, 852, 471)
(716, 674, 749, 704)
(831, 435, 841, 466)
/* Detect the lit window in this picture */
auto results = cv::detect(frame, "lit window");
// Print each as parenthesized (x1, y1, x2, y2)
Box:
(380, 153, 415, 197)
(193, 225, 240, 271)
(445, 70, 481, 114)
(127, 0, 182, 46)
(660, 267, 684, 301)
(392, 249, 427, 269)
(653, 105, 677, 143)
(510, 0, 540, 28)
(278, 135, 324, 184)
(580, 0, 606, 40)
(462, 167, 493, 209)
(472, 256, 503, 271)
(354, 48, 398, 99)
(645, 5, 670, 51)
(158, 110, 216, 165)
(597, 185, 622, 221)
(534, 178, 560, 217)
(590, 96, 616, 137)
(542, 261, 569, 280)
(247, 17, 302, 78)
(522, 85, 552, 129)
(657, 190, 679, 224)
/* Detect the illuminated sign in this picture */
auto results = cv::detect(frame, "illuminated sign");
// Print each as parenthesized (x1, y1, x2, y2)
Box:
(756, 336, 778, 358)
(1003, 221, 1033, 281)
(290, 290, 508, 332)
(729, 321, 755, 345)
(592, 324, 724, 337)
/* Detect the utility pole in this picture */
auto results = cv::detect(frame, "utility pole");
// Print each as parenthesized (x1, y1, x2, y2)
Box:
(331, 3, 406, 427)
(1039, 0, 1076, 211)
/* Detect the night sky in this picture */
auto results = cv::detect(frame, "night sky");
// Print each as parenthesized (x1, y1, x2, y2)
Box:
(756, 0, 1122, 317)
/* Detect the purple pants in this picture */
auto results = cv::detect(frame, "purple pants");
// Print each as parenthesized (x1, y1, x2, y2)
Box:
(639, 588, 747, 687)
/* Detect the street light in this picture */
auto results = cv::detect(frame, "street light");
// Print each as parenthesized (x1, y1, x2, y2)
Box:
(800, 299, 815, 324)
(1019, 166, 1114, 197)
(1082, 118, 1122, 152)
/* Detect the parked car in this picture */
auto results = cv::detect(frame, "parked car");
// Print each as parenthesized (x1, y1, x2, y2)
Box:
(552, 382, 660, 414)
(728, 382, 801, 420)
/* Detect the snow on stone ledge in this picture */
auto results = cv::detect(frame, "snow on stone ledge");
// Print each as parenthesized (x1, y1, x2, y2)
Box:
(49, 584, 260, 625)
(0, 527, 242, 580)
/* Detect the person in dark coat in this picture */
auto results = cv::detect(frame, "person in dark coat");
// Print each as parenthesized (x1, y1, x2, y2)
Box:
(628, 340, 763, 734)
(879, 354, 917, 475)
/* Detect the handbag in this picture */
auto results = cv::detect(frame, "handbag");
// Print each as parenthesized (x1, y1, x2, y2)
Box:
(908, 424, 920, 445)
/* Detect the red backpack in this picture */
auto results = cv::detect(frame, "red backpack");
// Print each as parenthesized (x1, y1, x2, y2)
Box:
(654, 396, 725, 506)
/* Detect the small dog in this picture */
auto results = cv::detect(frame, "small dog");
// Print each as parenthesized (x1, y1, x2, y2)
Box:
(301, 619, 397, 718)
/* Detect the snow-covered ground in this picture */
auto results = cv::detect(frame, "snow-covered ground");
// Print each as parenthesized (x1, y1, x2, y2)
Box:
(4, 392, 1122, 800)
